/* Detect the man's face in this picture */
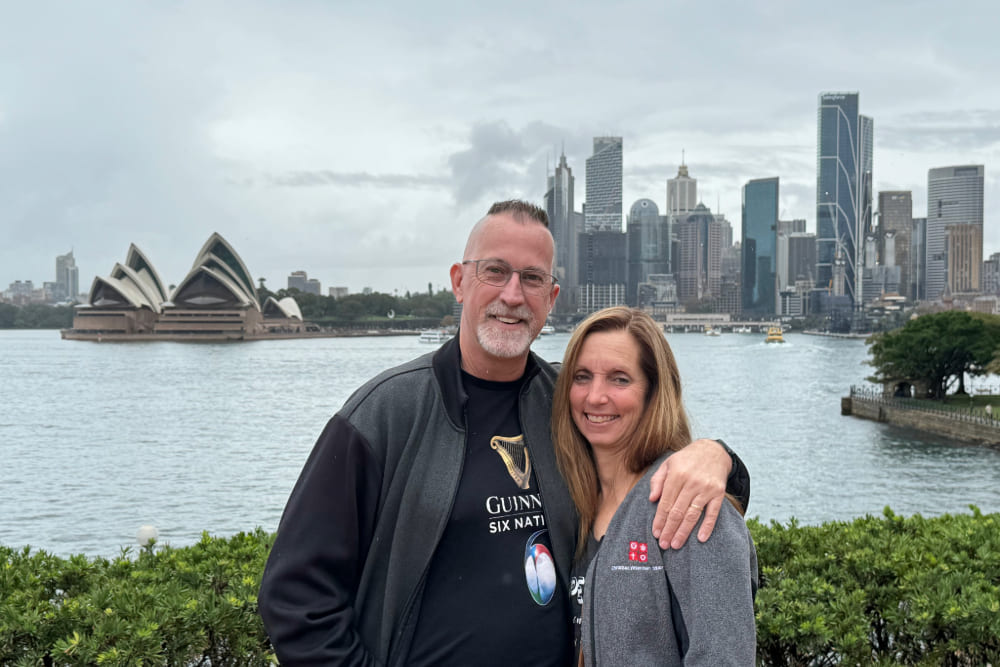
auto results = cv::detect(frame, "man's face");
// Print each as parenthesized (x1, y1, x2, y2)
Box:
(451, 214, 559, 375)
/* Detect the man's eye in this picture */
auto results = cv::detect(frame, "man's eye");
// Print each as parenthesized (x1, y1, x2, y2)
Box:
(521, 272, 546, 286)
(484, 264, 508, 276)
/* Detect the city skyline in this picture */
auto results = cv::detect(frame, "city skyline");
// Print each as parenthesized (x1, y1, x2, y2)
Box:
(2, 2, 998, 295)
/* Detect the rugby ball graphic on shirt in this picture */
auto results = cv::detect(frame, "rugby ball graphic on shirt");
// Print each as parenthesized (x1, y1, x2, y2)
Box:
(524, 529, 556, 605)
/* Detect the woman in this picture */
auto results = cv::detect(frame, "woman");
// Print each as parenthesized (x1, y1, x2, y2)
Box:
(553, 307, 757, 665)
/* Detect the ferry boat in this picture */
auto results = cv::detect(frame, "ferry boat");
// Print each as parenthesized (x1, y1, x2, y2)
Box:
(764, 326, 785, 344)
(704, 325, 721, 337)
(418, 329, 453, 344)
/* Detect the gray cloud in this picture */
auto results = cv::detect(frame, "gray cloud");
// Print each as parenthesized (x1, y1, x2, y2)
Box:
(2, 1, 999, 294)
(265, 171, 449, 189)
(880, 109, 1000, 152)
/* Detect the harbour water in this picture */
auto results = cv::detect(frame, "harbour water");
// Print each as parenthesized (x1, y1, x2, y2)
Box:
(3, 329, 1000, 558)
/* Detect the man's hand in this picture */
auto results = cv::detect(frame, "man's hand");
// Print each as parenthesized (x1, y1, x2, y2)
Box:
(648, 438, 732, 549)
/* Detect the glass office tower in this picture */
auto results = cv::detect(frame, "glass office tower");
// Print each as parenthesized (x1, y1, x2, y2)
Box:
(816, 92, 873, 307)
(742, 177, 779, 315)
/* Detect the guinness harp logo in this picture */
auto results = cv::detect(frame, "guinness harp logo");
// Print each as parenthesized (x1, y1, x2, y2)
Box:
(490, 434, 531, 490)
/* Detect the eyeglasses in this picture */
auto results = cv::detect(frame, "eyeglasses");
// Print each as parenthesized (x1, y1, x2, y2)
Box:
(461, 259, 557, 295)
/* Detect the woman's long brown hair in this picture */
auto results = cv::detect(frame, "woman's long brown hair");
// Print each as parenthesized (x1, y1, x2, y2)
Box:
(552, 307, 692, 558)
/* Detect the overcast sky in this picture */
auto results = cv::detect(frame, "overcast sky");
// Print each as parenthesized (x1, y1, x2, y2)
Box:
(2, 1, 998, 297)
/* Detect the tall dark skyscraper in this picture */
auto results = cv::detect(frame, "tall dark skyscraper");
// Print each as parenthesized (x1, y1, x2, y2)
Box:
(816, 92, 873, 306)
(584, 137, 623, 232)
(742, 177, 779, 315)
(577, 230, 627, 312)
(544, 151, 578, 314)
(626, 198, 667, 306)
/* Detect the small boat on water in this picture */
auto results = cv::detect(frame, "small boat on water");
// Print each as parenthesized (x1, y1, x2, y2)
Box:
(764, 326, 785, 344)
(539, 325, 556, 335)
(418, 329, 453, 344)
(733, 325, 752, 334)
(704, 325, 721, 337)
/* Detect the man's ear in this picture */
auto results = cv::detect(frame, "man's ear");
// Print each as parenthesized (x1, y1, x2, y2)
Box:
(450, 263, 465, 304)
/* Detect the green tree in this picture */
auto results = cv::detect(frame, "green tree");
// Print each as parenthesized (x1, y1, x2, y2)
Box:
(867, 311, 1000, 398)
(0, 303, 16, 328)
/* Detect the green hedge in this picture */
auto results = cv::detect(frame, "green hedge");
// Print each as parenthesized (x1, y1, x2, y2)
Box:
(3, 512, 999, 666)
(0, 530, 274, 666)
(752, 507, 1000, 666)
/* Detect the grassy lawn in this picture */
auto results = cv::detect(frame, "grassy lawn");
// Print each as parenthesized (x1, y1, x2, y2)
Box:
(938, 393, 1000, 412)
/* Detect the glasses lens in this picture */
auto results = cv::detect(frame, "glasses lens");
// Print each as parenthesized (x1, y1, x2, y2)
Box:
(478, 260, 511, 286)
(473, 260, 552, 294)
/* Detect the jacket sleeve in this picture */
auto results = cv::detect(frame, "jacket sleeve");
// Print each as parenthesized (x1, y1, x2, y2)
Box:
(664, 503, 758, 666)
(718, 439, 750, 512)
(258, 415, 383, 666)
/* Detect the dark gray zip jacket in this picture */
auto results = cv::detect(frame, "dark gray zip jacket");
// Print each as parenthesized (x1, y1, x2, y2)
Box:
(581, 453, 758, 666)
(258, 336, 577, 666)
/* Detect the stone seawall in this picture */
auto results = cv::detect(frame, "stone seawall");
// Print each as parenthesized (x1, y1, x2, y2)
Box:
(842, 396, 1000, 446)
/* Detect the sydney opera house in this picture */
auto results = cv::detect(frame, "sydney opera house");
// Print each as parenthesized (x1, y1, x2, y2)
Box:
(62, 233, 306, 341)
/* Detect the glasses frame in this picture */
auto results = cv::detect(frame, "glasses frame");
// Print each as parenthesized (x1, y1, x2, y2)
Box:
(461, 259, 558, 295)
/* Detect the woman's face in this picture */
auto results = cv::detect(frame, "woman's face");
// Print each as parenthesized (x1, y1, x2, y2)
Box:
(569, 329, 649, 452)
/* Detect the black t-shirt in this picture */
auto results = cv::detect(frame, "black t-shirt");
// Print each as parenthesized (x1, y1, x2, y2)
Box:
(408, 371, 573, 666)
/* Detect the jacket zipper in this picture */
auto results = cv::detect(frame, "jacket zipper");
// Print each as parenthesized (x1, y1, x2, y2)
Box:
(388, 407, 468, 666)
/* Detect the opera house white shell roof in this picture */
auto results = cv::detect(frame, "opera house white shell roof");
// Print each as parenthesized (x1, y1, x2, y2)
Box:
(81, 232, 297, 319)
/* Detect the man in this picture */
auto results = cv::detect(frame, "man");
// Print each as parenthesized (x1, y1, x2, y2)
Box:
(259, 200, 749, 665)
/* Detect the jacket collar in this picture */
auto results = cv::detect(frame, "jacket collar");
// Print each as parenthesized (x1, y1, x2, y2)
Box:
(431, 330, 541, 428)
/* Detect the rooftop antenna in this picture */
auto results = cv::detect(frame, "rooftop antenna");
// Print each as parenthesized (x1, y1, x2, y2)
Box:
(681, 148, 685, 165)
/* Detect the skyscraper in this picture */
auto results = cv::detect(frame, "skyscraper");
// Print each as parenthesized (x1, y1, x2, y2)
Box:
(675, 203, 723, 306)
(816, 92, 873, 307)
(665, 163, 698, 274)
(544, 151, 579, 314)
(877, 191, 913, 300)
(584, 137, 623, 233)
(742, 177, 779, 315)
(577, 230, 627, 312)
(925, 165, 985, 299)
(626, 198, 668, 306)
(55, 250, 79, 301)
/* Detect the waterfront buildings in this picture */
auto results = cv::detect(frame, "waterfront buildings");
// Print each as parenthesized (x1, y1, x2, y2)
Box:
(816, 92, 873, 307)
(925, 165, 985, 299)
(288, 270, 321, 295)
(742, 177, 779, 315)
(584, 137, 623, 233)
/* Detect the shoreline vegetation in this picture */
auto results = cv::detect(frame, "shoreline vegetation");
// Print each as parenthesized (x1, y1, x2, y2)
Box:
(847, 311, 1000, 446)
(3, 511, 998, 665)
